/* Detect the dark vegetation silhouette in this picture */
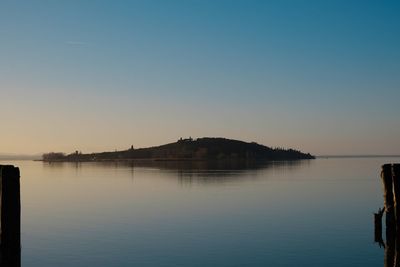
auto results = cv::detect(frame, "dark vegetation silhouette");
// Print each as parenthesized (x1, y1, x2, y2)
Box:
(42, 137, 315, 162)
(42, 152, 65, 161)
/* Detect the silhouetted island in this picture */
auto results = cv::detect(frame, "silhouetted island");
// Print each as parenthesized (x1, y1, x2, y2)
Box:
(42, 137, 315, 162)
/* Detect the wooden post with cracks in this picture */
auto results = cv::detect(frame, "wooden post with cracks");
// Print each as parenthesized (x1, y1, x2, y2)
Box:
(375, 164, 400, 267)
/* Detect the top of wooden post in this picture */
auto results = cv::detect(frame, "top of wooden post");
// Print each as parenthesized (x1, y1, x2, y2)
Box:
(382, 164, 393, 175)
(381, 164, 400, 173)
(0, 165, 20, 178)
(382, 164, 400, 171)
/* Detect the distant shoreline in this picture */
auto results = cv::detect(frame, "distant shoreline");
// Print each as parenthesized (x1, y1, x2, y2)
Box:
(36, 158, 213, 162)
(3, 155, 400, 162)
(36, 157, 312, 163)
(317, 155, 400, 158)
(35, 155, 400, 163)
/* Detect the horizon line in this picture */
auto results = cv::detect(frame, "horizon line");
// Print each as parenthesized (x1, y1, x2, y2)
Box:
(2, 154, 400, 160)
(317, 155, 400, 158)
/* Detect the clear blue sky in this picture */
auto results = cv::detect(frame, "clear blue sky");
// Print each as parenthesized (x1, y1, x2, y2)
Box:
(1, 0, 399, 155)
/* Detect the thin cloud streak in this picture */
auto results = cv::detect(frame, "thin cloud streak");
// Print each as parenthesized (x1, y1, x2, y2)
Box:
(66, 41, 88, 46)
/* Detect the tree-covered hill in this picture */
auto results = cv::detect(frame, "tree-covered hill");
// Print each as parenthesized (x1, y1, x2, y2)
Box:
(42, 137, 315, 162)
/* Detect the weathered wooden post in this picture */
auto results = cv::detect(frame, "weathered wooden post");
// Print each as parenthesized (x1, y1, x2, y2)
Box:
(393, 164, 400, 222)
(382, 164, 395, 229)
(381, 164, 395, 267)
(394, 164, 400, 267)
(0, 165, 21, 267)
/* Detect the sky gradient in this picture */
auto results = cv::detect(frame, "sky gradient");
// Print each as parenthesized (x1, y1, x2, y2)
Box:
(1, 0, 399, 155)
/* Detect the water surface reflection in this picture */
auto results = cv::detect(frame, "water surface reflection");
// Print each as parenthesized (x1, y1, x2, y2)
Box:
(42, 159, 307, 185)
(3, 158, 394, 266)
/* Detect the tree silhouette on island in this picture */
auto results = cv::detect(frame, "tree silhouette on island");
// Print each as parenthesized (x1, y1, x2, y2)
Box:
(42, 137, 315, 162)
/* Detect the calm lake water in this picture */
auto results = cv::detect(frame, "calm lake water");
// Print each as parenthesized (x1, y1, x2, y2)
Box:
(1, 157, 396, 266)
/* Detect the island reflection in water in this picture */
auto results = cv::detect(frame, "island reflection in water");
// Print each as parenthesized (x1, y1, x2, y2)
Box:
(42, 159, 306, 185)
(8, 158, 396, 266)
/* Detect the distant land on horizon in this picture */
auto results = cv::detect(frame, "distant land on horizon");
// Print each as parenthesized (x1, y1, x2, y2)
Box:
(41, 137, 315, 162)
(317, 155, 400, 158)
(0, 154, 41, 160)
